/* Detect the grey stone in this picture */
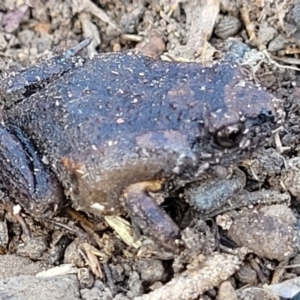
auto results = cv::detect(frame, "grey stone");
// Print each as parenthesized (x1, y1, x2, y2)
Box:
(0, 275, 80, 300)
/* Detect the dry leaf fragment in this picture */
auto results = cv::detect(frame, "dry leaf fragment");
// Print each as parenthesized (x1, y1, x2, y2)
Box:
(36, 264, 77, 277)
(105, 216, 141, 249)
(81, 243, 103, 278)
(72, 0, 118, 30)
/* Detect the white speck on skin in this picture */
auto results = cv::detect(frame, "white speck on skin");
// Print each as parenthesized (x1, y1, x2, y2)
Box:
(75, 168, 85, 175)
(239, 139, 251, 149)
(243, 128, 249, 135)
(91, 203, 105, 211)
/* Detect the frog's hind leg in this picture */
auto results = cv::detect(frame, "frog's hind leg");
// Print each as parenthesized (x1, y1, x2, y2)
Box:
(124, 180, 180, 249)
(0, 38, 92, 108)
(0, 123, 64, 216)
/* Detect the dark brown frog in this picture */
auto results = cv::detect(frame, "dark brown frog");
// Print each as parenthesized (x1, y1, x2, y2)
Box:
(0, 39, 283, 248)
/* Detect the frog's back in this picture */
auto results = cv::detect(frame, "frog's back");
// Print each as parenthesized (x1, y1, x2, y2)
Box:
(13, 53, 202, 147)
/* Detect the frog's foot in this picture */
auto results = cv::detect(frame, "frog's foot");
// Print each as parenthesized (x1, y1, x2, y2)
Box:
(124, 180, 181, 249)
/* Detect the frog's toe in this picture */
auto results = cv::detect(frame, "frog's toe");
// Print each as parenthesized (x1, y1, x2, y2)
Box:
(124, 181, 180, 249)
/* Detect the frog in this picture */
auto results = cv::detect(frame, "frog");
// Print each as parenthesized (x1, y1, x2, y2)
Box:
(0, 39, 283, 249)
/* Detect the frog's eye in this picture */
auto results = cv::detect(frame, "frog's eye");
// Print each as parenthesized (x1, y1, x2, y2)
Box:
(215, 123, 244, 148)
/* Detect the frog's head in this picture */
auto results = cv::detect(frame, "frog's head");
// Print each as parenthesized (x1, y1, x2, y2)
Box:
(195, 63, 284, 168)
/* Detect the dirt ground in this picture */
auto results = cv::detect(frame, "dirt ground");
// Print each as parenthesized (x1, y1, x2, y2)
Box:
(1, 0, 300, 299)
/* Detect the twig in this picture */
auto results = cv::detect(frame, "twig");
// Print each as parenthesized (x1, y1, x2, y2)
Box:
(13, 205, 31, 239)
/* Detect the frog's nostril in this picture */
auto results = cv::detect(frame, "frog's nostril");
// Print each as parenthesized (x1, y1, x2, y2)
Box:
(259, 109, 275, 124)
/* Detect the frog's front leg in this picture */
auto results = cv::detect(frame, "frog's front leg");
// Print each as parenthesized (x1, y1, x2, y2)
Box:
(0, 122, 64, 216)
(124, 180, 181, 249)
(184, 168, 246, 217)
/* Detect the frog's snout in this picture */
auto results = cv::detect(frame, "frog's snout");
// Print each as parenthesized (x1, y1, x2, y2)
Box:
(257, 109, 275, 124)
(261, 97, 285, 129)
(268, 97, 285, 127)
